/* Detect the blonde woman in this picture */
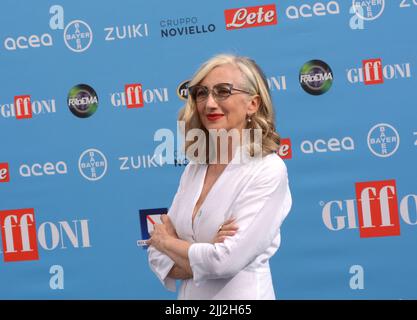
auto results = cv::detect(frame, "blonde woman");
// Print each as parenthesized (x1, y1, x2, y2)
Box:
(147, 54, 292, 300)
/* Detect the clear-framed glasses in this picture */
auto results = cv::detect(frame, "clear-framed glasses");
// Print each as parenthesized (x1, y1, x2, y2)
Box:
(188, 82, 253, 103)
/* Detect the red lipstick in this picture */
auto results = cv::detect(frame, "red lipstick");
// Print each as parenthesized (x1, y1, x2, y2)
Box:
(206, 113, 224, 121)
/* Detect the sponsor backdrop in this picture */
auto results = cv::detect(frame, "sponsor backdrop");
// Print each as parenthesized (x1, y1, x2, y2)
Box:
(0, 0, 416, 299)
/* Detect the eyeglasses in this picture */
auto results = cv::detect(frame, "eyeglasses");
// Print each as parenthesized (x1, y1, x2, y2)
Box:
(188, 83, 253, 103)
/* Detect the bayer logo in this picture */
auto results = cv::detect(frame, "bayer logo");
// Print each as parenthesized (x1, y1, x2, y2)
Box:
(367, 123, 400, 158)
(352, 0, 384, 21)
(78, 149, 107, 181)
(64, 20, 93, 53)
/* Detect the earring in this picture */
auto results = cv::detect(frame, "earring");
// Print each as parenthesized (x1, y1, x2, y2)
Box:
(247, 115, 252, 123)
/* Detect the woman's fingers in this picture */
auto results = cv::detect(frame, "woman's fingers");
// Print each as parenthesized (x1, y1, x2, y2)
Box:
(218, 230, 237, 237)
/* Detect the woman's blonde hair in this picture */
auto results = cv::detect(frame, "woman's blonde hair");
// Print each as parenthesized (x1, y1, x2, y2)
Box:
(179, 54, 280, 161)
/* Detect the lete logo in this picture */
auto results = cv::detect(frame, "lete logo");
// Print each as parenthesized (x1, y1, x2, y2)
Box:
(0, 163, 10, 183)
(225, 4, 277, 30)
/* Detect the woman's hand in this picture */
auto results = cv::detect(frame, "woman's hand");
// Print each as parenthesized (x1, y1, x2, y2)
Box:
(161, 214, 178, 239)
(212, 217, 238, 244)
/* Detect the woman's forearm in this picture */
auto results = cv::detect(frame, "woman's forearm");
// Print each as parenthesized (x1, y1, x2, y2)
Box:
(168, 264, 193, 279)
(161, 237, 193, 276)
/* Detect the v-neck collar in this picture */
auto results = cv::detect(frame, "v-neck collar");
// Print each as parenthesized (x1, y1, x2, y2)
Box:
(189, 143, 250, 234)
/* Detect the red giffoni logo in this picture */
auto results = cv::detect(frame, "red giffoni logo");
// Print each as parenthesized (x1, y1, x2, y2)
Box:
(224, 4, 277, 30)
(14, 95, 32, 119)
(355, 180, 400, 238)
(363, 58, 384, 85)
(0, 163, 10, 183)
(277, 138, 292, 159)
(125, 84, 144, 108)
(0, 208, 39, 262)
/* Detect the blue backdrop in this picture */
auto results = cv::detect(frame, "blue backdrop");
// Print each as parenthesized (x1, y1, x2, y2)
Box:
(1, 0, 416, 299)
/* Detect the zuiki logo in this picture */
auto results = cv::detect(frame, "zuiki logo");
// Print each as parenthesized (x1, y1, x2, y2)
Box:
(0, 208, 91, 262)
(299, 60, 333, 95)
(224, 4, 277, 30)
(63, 20, 93, 52)
(67, 84, 98, 118)
(0, 163, 10, 183)
(119, 154, 165, 171)
(321, 180, 416, 238)
(4, 33, 53, 51)
(160, 17, 215, 38)
(110, 85, 169, 107)
(0, 95, 56, 119)
(277, 138, 292, 159)
(367, 123, 400, 158)
(347, 59, 412, 84)
(78, 149, 107, 181)
(177, 80, 190, 101)
(352, 0, 384, 21)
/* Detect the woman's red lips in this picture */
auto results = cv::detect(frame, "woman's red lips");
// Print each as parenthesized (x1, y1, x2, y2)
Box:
(206, 114, 224, 121)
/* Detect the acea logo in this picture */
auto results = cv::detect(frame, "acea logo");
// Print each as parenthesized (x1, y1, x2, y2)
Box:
(299, 60, 333, 95)
(352, 0, 384, 21)
(367, 123, 400, 158)
(301, 136, 354, 154)
(63, 20, 93, 53)
(19, 161, 68, 178)
(78, 149, 107, 181)
(177, 80, 190, 101)
(3, 33, 53, 51)
(286, 1, 340, 20)
(321, 180, 417, 238)
(67, 84, 98, 118)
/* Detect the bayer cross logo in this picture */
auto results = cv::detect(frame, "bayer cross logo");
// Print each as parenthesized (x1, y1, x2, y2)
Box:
(352, 0, 384, 21)
(64, 20, 93, 52)
(78, 149, 107, 181)
(367, 123, 400, 158)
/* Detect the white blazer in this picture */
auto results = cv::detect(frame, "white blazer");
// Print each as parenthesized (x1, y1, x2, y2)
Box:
(148, 152, 292, 300)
